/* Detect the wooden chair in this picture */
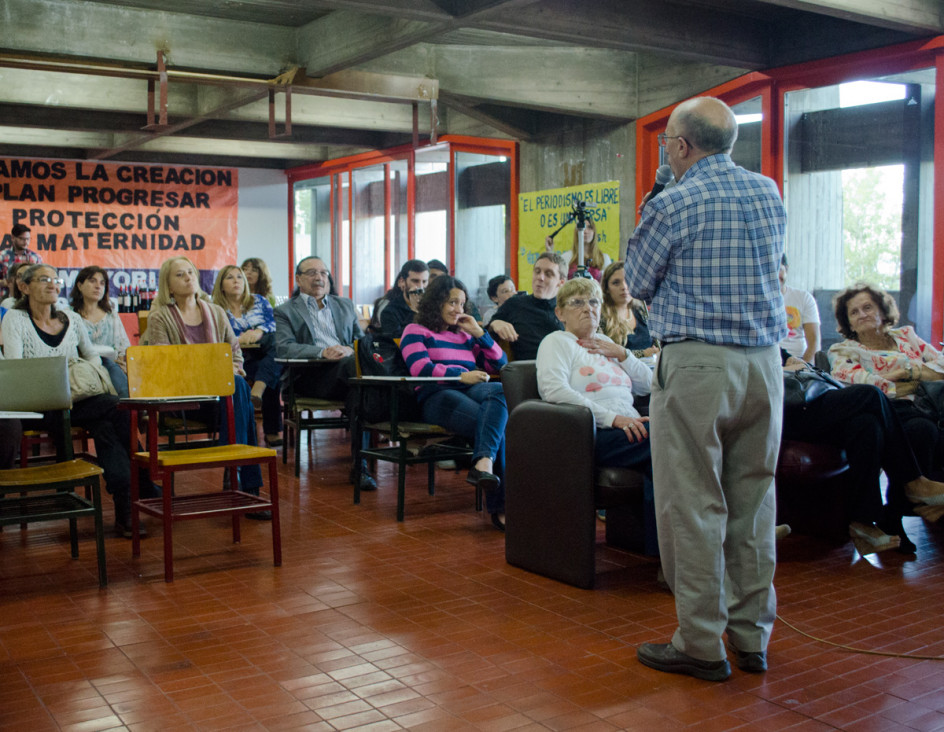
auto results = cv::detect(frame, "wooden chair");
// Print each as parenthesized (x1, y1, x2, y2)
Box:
(0, 356, 107, 587)
(277, 358, 349, 477)
(123, 343, 280, 582)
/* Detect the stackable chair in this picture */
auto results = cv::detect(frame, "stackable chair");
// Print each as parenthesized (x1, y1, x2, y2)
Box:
(278, 359, 348, 477)
(0, 356, 107, 587)
(502, 360, 651, 589)
(123, 343, 280, 582)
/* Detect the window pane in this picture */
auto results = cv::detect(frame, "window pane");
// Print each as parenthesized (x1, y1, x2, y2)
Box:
(782, 72, 934, 346)
(454, 151, 510, 314)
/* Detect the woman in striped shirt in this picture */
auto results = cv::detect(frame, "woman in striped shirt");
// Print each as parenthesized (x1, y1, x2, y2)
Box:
(400, 275, 508, 530)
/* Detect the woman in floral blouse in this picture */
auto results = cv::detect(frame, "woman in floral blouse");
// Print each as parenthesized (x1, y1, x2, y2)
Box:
(212, 265, 282, 447)
(829, 283, 944, 522)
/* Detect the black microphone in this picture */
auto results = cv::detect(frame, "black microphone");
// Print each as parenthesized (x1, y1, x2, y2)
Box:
(649, 165, 674, 200)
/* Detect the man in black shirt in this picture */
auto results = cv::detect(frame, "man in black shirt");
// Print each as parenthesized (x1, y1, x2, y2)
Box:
(489, 252, 566, 360)
(379, 259, 428, 341)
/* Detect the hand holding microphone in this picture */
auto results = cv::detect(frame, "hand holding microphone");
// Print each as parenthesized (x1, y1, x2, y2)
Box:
(637, 165, 675, 216)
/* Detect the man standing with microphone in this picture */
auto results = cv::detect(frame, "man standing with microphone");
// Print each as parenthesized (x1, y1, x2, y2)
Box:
(625, 97, 786, 681)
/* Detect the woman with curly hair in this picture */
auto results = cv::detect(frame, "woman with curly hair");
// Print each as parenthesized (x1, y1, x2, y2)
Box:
(828, 282, 944, 522)
(399, 275, 508, 530)
(241, 257, 276, 306)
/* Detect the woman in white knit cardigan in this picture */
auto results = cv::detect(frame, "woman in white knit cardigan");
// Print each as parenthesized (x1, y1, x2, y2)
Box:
(1, 263, 157, 537)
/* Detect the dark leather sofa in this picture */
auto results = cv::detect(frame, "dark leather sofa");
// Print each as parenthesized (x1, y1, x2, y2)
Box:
(501, 360, 654, 589)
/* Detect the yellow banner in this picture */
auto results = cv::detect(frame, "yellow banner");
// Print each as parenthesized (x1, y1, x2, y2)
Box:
(517, 180, 620, 287)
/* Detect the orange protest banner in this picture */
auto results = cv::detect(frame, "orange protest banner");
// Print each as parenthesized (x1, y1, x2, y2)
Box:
(0, 158, 238, 291)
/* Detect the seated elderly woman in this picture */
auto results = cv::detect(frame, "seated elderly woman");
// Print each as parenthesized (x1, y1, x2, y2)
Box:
(535, 276, 656, 554)
(1, 263, 158, 537)
(212, 265, 282, 447)
(399, 275, 508, 530)
(147, 256, 268, 518)
(829, 283, 944, 520)
(783, 352, 944, 554)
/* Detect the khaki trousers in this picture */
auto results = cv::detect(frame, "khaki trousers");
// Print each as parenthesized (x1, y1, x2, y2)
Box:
(651, 341, 782, 662)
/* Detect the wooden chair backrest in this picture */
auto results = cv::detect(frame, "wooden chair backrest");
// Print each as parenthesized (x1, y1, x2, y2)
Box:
(0, 356, 71, 411)
(126, 343, 236, 398)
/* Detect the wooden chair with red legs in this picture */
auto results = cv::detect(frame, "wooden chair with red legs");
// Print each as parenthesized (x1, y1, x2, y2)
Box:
(123, 343, 280, 582)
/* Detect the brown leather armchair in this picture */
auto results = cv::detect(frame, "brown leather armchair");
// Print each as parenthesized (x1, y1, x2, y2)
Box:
(501, 360, 654, 589)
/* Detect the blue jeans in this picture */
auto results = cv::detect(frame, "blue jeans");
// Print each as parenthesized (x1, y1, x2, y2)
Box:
(102, 357, 129, 399)
(421, 382, 507, 513)
(595, 427, 657, 555)
(243, 334, 283, 435)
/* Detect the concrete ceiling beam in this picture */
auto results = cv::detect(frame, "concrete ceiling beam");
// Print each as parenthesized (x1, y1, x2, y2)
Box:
(752, 0, 944, 34)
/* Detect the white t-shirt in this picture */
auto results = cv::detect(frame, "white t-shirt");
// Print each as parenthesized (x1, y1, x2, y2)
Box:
(781, 285, 820, 359)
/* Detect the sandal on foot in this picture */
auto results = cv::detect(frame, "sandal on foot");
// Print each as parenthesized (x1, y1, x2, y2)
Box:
(849, 523, 900, 555)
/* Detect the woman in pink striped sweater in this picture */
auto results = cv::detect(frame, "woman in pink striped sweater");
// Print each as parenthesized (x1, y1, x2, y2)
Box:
(400, 276, 508, 530)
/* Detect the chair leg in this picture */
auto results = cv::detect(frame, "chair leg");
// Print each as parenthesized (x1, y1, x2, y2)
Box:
(269, 458, 281, 567)
(162, 472, 175, 582)
(131, 458, 141, 557)
(397, 441, 408, 522)
(69, 517, 79, 558)
(294, 413, 302, 478)
(428, 460, 435, 496)
(91, 477, 107, 588)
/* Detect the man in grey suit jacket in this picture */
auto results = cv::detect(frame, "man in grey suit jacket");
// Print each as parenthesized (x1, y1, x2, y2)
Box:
(275, 255, 375, 490)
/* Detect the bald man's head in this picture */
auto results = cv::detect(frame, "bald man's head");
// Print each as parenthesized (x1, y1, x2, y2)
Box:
(672, 97, 738, 155)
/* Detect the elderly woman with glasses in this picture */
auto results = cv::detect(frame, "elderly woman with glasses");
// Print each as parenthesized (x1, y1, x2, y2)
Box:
(535, 277, 657, 553)
(1, 263, 157, 537)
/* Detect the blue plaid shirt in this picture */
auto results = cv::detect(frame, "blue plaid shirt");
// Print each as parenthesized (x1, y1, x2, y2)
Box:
(624, 155, 787, 347)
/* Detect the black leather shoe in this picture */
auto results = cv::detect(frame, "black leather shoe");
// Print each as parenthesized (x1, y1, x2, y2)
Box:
(637, 642, 731, 681)
(466, 468, 500, 498)
(245, 511, 272, 521)
(729, 645, 767, 673)
(490, 512, 505, 531)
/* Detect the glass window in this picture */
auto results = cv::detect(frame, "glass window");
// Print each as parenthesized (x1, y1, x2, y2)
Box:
(415, 146, 449, 266)
(454, 151, 511, 314)
(292, 176, 331, 269)
(783, 71, 934, 346)
(352, 165, 387, 308)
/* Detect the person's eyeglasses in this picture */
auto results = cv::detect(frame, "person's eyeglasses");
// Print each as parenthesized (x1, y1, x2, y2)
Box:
(35, 276, 64, 286)
(658, 133, 686, 148)
(299, 268, 329, 278)
(565, 298, 601, 309)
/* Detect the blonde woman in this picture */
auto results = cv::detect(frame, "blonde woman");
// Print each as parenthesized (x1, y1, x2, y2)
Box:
(212, 265, 282, 446)
(599, 261, 659, 359)
(148, 257, 268, 516)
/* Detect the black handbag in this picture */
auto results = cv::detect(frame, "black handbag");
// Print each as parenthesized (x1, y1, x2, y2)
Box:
(912, 380, 944, 425)
(783, 364, 843, 408)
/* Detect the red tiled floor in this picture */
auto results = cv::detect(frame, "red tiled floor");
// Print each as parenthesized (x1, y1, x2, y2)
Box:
(3, 426, 944, 730)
